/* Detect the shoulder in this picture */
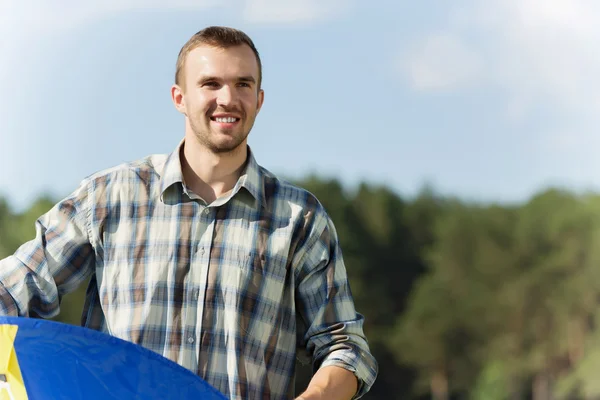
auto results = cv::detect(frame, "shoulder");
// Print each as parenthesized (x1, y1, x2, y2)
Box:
(258, 165, 337, 244)
(80, 153, 168, 191)
(259, 165, 328, 216)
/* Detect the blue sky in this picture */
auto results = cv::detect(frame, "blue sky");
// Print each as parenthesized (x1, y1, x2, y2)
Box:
(1, 0, 599, 212)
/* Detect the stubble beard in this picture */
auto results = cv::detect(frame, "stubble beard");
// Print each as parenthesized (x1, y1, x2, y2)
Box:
(189, 115, 253, 154)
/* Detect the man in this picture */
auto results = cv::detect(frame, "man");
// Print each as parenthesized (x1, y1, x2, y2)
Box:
(0, 26, 377, 399)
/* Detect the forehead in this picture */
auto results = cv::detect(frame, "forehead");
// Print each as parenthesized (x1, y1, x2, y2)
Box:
(184, 44, 259, 81)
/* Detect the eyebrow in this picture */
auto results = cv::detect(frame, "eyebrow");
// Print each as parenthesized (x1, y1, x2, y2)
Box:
(198, 76, 256, 84)
(237, 76, 256, 84)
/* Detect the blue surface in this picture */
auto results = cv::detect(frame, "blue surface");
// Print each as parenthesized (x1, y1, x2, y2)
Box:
(0, 316, 226, 400)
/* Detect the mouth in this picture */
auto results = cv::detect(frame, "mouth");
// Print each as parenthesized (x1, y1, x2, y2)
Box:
(210, 116, 241, 124)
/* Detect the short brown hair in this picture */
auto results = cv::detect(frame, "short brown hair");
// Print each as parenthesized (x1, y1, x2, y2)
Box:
(175, 26, 262, 89)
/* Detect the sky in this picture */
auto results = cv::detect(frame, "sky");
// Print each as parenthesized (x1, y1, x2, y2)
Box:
(1, 0, 600, 212)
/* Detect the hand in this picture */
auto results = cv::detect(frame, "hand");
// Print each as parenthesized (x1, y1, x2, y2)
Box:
(295, 390, 323, 400)
(295, 366, 357, 400)
(295, 388, 324, 400)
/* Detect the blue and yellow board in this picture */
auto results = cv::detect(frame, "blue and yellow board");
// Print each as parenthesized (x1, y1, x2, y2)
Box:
(0, 316, 226, 400)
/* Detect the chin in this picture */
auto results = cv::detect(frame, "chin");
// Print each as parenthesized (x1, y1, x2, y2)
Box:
(211, 140, 246, 154)
(191, 129, 246, 154)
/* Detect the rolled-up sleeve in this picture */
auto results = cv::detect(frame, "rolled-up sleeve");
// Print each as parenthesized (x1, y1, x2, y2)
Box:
(0, 179, 95, 318)
(295, 210, 378, 399)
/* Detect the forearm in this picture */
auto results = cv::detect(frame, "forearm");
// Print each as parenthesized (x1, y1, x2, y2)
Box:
(0, 182, 95, 317)
(296, 365, 358, 400)
(0, 254, 61, 318)
(295, 213, 378, 398)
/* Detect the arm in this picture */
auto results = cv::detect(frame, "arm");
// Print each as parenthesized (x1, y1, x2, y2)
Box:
(0, 180, 95, 317)
(294, 211, 378, 400)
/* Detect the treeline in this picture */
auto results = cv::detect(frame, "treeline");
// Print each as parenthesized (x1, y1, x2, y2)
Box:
(2, 178, 600, 400)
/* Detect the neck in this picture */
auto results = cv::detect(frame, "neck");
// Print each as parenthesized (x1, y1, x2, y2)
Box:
(181, 135, 247, 204)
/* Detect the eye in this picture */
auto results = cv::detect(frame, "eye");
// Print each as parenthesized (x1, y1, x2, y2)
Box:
(238, 82, 251, 88)
(203, 81, 220, 88)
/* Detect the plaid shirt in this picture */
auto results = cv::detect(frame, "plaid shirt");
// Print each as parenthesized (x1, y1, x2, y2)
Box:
(0, 140, 377, 399)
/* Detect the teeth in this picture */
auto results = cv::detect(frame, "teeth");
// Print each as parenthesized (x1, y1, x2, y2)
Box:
(215, 117, 237, 123)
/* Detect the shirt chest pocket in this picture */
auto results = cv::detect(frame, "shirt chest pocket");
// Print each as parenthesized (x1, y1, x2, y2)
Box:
(101, 236, 186, 310)
(217, 249, 287, 343)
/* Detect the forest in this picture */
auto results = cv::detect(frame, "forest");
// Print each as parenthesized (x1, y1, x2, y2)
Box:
(1, 176, 599, 400)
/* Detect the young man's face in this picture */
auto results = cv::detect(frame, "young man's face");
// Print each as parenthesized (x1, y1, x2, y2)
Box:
(173, 44, 264, 154)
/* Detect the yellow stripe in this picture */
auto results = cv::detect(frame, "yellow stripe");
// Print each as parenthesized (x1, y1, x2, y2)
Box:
(0, 325, 28, 400)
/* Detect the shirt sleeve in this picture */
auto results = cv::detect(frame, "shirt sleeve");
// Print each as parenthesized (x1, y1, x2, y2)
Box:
(0, 179, 96, 318)
(294, 209, 378, 399)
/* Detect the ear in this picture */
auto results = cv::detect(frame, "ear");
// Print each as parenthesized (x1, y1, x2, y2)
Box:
(171, 84, 186, 115)
(256, 89, 265, 115)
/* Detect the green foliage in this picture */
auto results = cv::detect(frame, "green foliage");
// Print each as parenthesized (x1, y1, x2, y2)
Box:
(470, 360, 510, 400)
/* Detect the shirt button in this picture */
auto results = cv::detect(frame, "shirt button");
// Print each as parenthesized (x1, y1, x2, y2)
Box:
(203, 208, 210, 215)
(200, 247, 205, 255)
(188, 336, 195, 344)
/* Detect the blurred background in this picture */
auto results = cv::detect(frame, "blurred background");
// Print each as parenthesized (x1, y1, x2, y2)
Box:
(2, 1, 600, 399)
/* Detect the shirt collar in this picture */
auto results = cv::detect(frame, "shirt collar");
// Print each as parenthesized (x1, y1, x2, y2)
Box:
(159, 139, 186, 199)
(235, 145, 266, 208)
(159, 139, 266, 209)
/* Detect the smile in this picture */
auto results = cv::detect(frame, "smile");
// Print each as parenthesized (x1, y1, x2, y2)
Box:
(211, 117, 240, 123)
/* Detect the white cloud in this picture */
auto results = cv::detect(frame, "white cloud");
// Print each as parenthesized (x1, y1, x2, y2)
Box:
(0, 0, 222, 84)
(402, 32, 483, 91)
(242, 0, 352, 24)
(0, 1, 220, 35)
(402, 0, 600, 117)
(0, 0, 350, 36)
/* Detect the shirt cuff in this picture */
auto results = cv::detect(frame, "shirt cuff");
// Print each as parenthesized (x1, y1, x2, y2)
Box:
(318, 348, 378, 399)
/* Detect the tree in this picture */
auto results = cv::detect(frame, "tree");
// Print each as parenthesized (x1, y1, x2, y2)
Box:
(393, 202, 518, 399)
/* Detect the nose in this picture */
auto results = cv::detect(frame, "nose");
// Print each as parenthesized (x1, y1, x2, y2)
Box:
(216, 85, 234, 106)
